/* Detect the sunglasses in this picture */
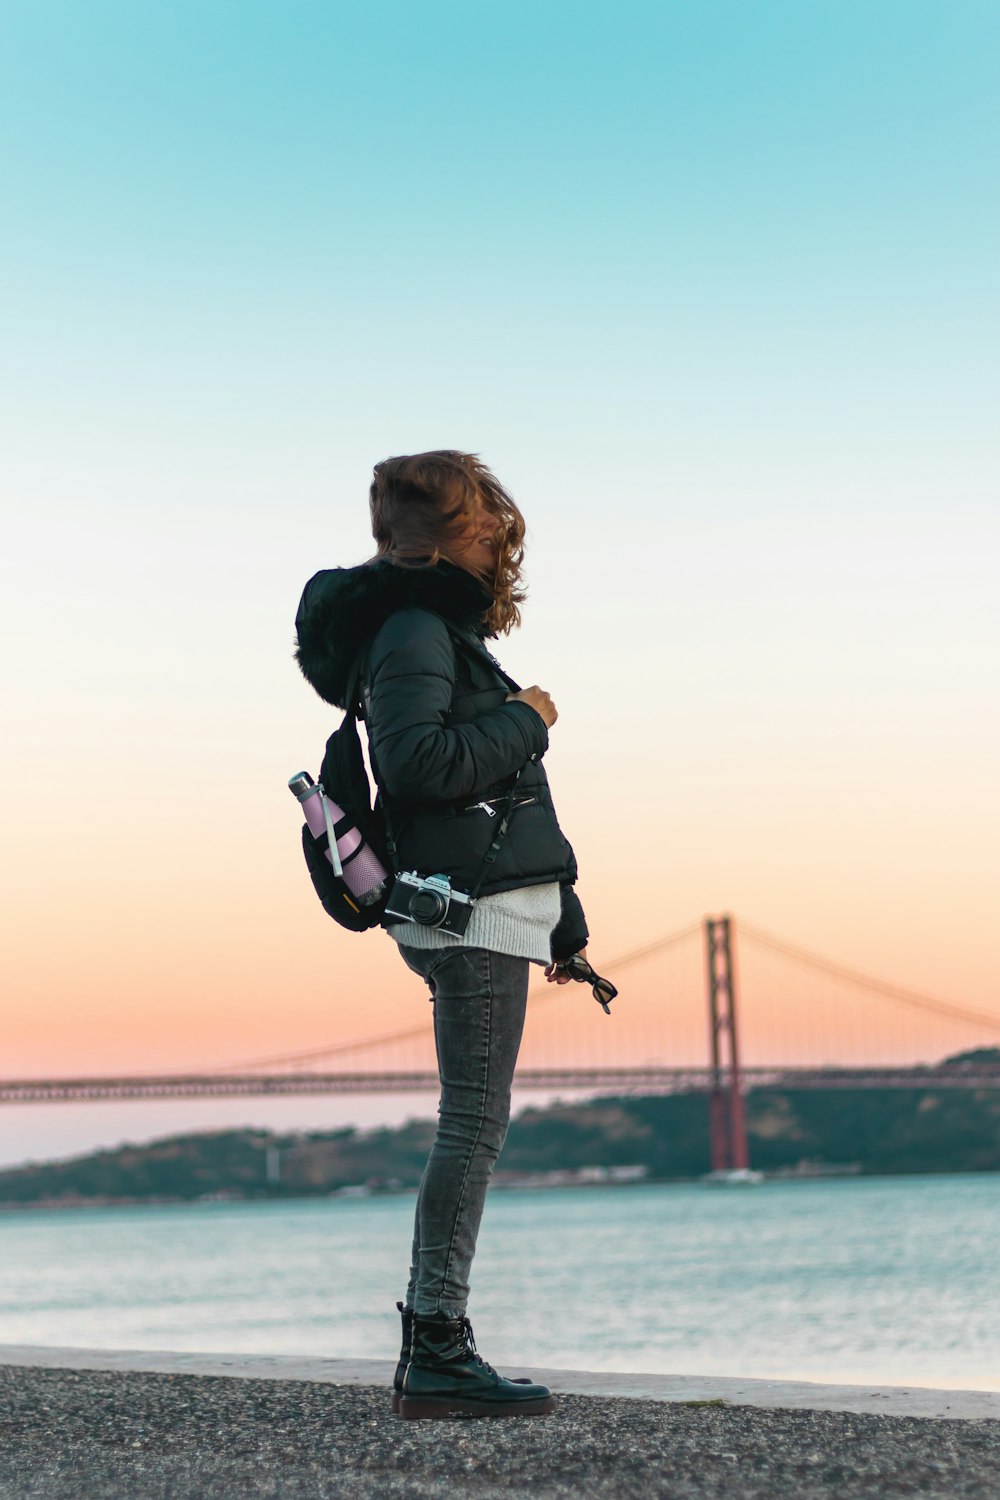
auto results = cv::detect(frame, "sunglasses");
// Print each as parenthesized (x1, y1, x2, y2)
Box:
(557, 954, 617, 1014)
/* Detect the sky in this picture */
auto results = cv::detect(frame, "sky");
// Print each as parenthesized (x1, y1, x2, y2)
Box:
(2, 1, 998, 1166)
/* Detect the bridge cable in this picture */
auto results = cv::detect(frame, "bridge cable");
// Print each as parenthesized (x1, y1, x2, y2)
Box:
(738, 919, 1000, 1035)
(206, 916, 704, 1074)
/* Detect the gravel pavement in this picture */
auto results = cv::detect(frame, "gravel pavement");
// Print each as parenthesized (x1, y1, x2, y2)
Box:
(2, 1364, 999, 1500)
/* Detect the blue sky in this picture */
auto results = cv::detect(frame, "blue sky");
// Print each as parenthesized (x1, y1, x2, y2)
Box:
(4, 0, 998, 504)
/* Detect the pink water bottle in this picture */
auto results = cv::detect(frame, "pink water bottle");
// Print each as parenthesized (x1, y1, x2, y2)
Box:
(288, 772, 389, 905)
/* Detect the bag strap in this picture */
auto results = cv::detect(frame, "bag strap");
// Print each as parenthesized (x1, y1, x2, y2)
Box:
(319, 791, 344, 878)
(447, 627, 522, 693)
(339, 648, 400, 875)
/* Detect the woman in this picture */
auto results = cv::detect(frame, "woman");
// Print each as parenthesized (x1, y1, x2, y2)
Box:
(294, 450, 590, 1419)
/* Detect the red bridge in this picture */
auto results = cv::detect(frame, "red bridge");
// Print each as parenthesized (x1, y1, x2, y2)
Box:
(3, 916, 997, 1173)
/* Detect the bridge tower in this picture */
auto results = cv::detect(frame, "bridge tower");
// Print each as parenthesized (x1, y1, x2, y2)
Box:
(705, 914, 749, 1170)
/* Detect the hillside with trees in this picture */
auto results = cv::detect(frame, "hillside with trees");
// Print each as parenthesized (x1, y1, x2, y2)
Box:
(2, 1050, 999, 1206)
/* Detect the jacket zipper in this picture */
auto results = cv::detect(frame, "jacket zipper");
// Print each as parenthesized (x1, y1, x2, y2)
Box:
(463, 795, 537, 817)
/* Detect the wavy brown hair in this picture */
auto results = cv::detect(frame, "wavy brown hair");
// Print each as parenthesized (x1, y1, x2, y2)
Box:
(367, 450, 527, 636)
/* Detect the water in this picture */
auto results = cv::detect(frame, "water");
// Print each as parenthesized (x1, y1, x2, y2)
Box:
(1, 1175, 998, 1391)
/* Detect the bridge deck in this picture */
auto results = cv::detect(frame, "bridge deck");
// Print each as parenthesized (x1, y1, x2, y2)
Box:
(1, 1065, 998, 1103)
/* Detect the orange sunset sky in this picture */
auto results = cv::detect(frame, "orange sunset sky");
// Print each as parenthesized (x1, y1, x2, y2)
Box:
(4, 496, 996, 1081)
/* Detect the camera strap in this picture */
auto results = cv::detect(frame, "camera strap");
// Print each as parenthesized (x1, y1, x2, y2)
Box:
(467, 767, 524, 902)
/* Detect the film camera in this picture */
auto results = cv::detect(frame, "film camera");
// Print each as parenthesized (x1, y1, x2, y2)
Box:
(384, 871, 476, 937)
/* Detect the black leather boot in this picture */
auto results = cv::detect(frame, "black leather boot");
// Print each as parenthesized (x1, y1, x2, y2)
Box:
(391, 1300, 413, 1414)
(399, 1311, 557, 1419)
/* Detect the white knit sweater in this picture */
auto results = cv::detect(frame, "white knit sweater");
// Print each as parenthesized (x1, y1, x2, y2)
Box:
(386, 881, 562, 965)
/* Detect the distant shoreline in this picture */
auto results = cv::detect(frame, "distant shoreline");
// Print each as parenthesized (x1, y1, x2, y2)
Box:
(1, 1163, 997, 1213)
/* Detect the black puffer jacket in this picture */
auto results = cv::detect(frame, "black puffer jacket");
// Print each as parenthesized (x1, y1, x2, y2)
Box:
(294, 557, 588, 960)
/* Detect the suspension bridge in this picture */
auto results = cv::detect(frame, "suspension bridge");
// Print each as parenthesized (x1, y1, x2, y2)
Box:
(3, 915, 998, 1169)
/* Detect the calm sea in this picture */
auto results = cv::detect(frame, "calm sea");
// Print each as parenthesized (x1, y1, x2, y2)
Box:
(1, 1175, 997, 1391)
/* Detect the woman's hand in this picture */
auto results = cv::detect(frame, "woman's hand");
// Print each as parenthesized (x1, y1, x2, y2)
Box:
(544, 946, 587, 985)
(505, 686, 557, 728)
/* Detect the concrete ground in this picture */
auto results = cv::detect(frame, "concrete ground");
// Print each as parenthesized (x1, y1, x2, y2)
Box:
(1, 1347, 998, 1499)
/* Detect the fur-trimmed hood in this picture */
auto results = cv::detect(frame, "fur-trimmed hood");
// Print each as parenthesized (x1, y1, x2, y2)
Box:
(294, 557, 495, 708)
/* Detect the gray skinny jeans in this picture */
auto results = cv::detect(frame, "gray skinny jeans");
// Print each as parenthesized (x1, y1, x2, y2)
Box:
(396, 943, 530, 1317)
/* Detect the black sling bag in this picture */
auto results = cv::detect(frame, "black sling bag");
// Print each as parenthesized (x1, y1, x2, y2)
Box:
(296, 623, 527, 933)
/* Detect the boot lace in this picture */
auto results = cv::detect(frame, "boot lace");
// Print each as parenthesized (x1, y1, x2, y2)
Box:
(459, 1316, 497, 1377)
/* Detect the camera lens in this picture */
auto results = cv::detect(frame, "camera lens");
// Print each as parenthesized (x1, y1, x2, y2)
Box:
(409, 888, 448, 926)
